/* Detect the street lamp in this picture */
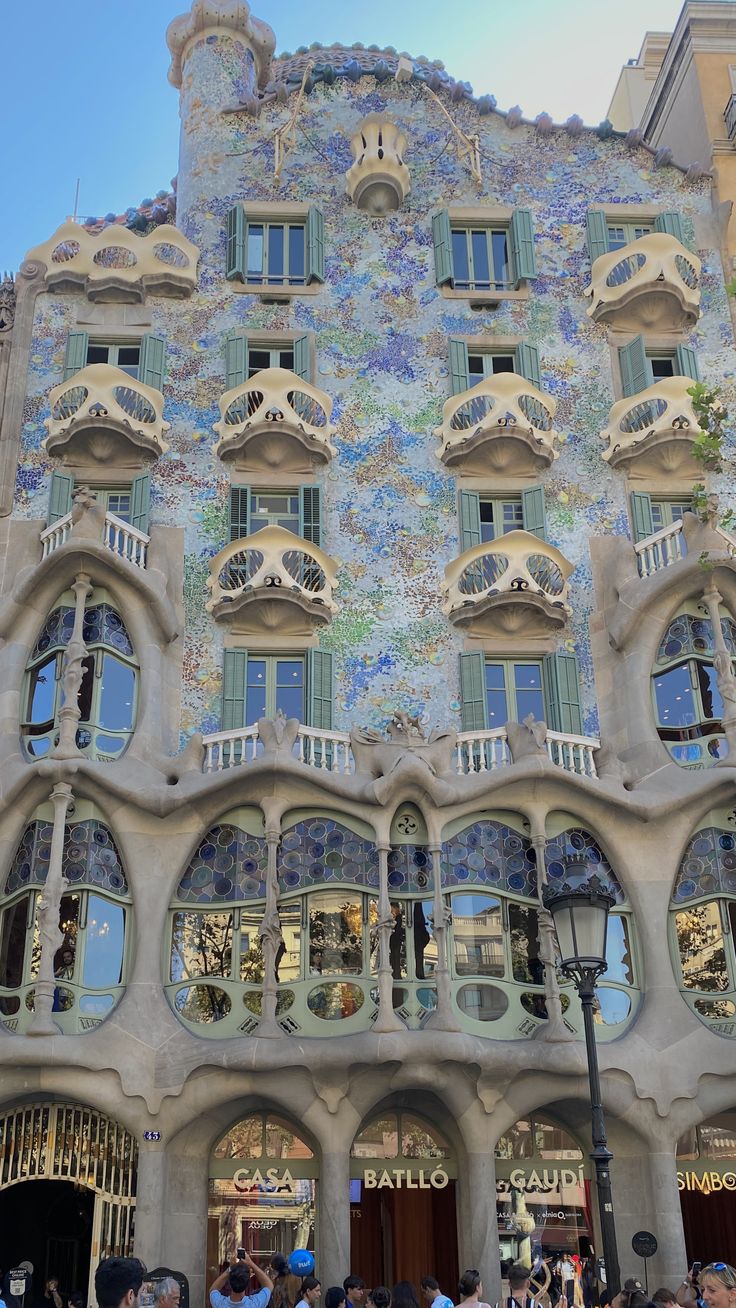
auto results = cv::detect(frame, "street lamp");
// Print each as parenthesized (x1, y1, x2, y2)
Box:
(542, 871, 621, 1299)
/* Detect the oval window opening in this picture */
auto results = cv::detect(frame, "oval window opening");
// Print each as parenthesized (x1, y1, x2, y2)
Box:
(456, 983, 509, 1021)
(307, 981, 364, 1019)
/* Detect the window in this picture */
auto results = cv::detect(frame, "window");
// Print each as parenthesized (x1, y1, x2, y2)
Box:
(246, 656, 305, 725)
(248, 344, 295, 376)
(226, 206, 325, 288)
(0, 818, 130, 1034)
(651, 606, 736, 767)
(448, 338, 541, 396)
(86, 341, 141, 378)
(468, 350, 516, 380)
(650, 498, 694, 531)
(629, 491, 694, 546)
(221, 648, 333, 738)
(228, 483, 320, 545)
(458, 487, 546, 551)
(433, 209, 537, 292)
(672, 828, 736, 1033)
(478, 495, 524, 542)
(648, 352, 676, 380)
(22, 599, 138, 760)
(249, 491, 300, 535)
(606, 221, 653, 251)
(587, 209, 686, 264)
(485, 661, 545, 727)
(46, 470, 150, 534)
(618, 336, 700, 398)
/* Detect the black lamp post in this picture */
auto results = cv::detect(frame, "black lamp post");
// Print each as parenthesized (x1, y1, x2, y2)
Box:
(542, 872, 621, 1300)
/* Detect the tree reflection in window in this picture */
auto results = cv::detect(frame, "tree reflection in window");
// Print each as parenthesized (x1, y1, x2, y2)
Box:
(308, 893, 363, 975)
(351, 1111, 450, 1161)
(675, 902, 729, 992)
(671, 823, 736, 1035)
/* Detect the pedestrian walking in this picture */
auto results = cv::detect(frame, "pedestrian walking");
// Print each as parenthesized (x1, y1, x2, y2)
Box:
(421, 1278, 453, 1308)
(154, 1279, 180, 1308)
(344, 1280, 367, 1308)
(295, 1279, 321, 1308)
(699, 1263, 736, 1308)
(457, 1272, 490, 1308)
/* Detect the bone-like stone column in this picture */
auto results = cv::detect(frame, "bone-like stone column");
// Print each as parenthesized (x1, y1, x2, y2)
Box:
(531, 824, 572, 1042)
(426, 841, 459, 1031)
(28, 781, 73, 1036)
(258, 826, 283, 1037)
(701, 579, 736, 759)
(373, 844, 403, 1032)
(52, 572, 93, 759)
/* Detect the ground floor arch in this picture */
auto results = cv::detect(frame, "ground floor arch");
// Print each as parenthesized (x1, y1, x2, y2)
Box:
(0, 1101, 137, 1307)
(677, 1111, 736, 1264)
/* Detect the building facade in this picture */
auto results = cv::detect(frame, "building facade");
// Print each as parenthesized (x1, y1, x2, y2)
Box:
(2, 1, 736, 1303)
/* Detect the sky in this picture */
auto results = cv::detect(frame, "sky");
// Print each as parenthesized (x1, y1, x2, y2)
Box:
(0, 0, 687, 274)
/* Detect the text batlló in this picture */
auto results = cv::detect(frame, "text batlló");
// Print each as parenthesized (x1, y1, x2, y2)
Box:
(363, 1168, 449, 1189)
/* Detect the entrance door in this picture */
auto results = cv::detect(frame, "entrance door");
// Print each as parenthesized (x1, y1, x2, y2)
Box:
(0, 1180, 94, 1299)
(351, 1183, 458, 1290)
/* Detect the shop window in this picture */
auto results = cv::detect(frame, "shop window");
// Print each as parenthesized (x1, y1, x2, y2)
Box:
(21, 596, 138, 760)
(676, 1115, 736, 1162)
(495, 1114, 583, 1160)
(0, 816, 130, 1035)
(352, 1112, 449, 1160)
(671, 823, 736, 1033)
(652, 606, 736, 768)
(496, 1115, 590, 1264)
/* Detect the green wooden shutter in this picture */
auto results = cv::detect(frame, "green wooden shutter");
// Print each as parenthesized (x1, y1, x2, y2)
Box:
(222, 649, 248, 730)
(306, 207, 325, 284)
(517, 342, 541, 389)
(459, 652, 488, 732)
(510, 208, 537, 281)
(293, 334, 310, 381)
(521, 486, 547, 540)
(619, 336, 650, 398)
(226, 205, 247, 282)
(543, 652, 583, 735)
(130, 472, 151, 534)
(306, 648, 334, 730)
(586, 210, 609, 263)
(225, 331, 248, 390)
(458, 491, 481, 552)
(676, 344, 700, 381)
(630, 491, 654, 543)
(63, 331, 89, 381)
(138, 334, 166, 392)
(47, 470, 74, 525)
(432, 210, 454, 287)
(655, 211, 685, 244)
(448, 338, 470, 395)
(299, 485, 321, 547)
(230, 485, 251, 542)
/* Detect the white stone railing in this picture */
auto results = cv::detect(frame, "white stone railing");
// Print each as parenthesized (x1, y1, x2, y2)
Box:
(454, 727, 510, 773)
(206, 524, 338, 619)
(203, 725, 260, 772)
(213, 367, 336, 463)
(43, 363, 169, 458)
(435, 372, 559, 471)
(585, 232, 701, 329)
(296, 724, 354, 773)
(545, 730, 599, 777)
(634, 520, 685, 577)
(40, 510, 150, 568)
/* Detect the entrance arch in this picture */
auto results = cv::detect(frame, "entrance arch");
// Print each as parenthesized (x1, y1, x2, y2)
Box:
(0, 1101, 138, 1306)
(350, 1108, 459, 1291)
(677, 1112, 736, 1263)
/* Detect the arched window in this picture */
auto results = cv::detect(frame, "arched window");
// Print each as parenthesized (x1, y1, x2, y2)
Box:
(0, 814, 130, 1034)
(494, 1113, 591, 1264)
(495, 1113, 583, 1160)
(22, 594, 138, 759)
(671, 819, 736, 1034)
(652, 604, 736, 768)
(441, 818, 639, 1038)
(351, 1111, 450, 1161)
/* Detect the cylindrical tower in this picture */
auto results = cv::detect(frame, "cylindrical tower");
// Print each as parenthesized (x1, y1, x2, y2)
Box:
(166, 0, 276, 234)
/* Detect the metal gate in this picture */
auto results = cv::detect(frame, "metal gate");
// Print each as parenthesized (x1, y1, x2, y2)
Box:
(0, 1102, 138, 1305)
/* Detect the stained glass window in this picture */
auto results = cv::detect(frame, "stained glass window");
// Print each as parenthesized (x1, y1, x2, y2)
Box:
(175, 826, 268, 902)
(5, 821, 128, 896)
(441, 820, 537, 896)
(278, 818, 379, 893)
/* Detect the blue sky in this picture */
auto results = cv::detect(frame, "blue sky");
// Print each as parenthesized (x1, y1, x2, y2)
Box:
(0, 0, 685, 273)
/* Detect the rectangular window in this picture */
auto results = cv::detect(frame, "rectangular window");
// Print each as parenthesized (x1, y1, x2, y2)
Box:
(607, 222, 653, 251)
(468, 350, 517, 381)
(246, 655, 305, 725)
(247, 345, 295, 376)
(246, 221, 306, 286)
(648, 352, 676, 380)
(249, 491, 300, 535)
(478, 496, 524, 543)
(485, 660, 545, 728)
(86, 341, 141, 378)
(451, 226, 512, 291)
(650, 498, 694, 530)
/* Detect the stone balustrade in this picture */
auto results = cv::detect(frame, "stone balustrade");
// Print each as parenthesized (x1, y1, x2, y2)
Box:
(635, 517, 736, 578)
(601, 375, 700, 477)
(43, 363, 170, 463)
(205, 524, 338, 631)
(25, 221, 199, 300)
(434, 372, 559, 475)
(442, 530, 573, 637)
(212, 367, 336, 468)
(40, 510, 149, 569)
(585, 232, 701, 332)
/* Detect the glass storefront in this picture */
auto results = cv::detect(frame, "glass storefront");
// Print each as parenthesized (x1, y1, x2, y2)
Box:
(495, 1115, 594, 1263)
(677, 1113, 736, 1265)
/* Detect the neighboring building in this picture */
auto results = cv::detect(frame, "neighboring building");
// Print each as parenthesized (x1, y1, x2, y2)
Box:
(607, 32, 672, 134)
(2, 1, 736, 1303)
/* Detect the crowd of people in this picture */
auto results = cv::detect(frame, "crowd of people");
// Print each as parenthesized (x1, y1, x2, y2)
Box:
(1, 1255, 734, 1308)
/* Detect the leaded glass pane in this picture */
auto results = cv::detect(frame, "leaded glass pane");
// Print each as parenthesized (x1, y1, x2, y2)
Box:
(5, 821, 128, 897)
(176, 825, 268, 903)
(83, 897, 125, 987)
(545, 829, 624, 903)
(278, 818, 379, 893)
(442, 820, 537, 896)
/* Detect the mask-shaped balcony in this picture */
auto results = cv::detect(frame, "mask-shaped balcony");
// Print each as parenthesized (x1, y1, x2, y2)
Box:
(585, 233, 701, 332)
(213, 368, 337, 474)
(25, 221, 199, 302)
(434, 372, 559, 476)
(206, 525, 339, 635)
(442, 530, 573, 638)
(601, 375, 701, 479)
(42, 364, 170, 467)
(345, 114, 411, 215)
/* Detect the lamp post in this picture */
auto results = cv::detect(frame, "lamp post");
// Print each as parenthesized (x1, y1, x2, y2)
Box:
(542, 872, 621, 1299)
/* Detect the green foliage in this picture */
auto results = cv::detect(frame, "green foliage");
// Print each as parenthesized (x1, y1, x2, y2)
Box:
(688, 382, 728, 473)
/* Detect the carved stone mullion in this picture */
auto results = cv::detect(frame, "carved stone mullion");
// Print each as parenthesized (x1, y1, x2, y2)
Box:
(257, 828, 283, 1038)
(52, 572, 93, 760)
(531, 829, 573, 1042)
(373, 844, 403, 1033)
(28, 782, 73, 1037)
(425, 843, 459, 1032)
(702, 580, 736, 758)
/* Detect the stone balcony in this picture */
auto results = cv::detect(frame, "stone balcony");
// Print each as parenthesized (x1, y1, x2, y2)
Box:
(345, 114, 411, 215)
(24, 221, 199, 301)
(601, 375, 701, 479)
(212, 367, 336, 474)
(43, 364, 170, 466)
(442, 530, 573, 637)
(434, 372, 559, 476)
(585, 233, 701, 332)
(205, 524, 339, 634)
